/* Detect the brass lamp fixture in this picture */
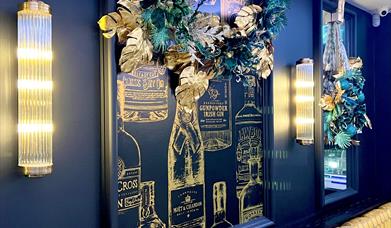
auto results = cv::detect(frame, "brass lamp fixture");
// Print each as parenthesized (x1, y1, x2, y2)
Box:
(17, 0, 53, 177)
(295, 58, 314, 145)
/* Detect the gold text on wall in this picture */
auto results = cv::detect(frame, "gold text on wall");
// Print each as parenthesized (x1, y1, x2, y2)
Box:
(17, 0, 53, 177)
(295, 58, 314, 145)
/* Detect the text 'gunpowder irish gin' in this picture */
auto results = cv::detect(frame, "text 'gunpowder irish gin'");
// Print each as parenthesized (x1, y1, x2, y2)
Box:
(198, 79, 232, 151)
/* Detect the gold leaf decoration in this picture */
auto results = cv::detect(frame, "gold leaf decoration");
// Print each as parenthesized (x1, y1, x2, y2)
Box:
(98, 0, 141, 43)
(190, 13, 232, 51)
(349, 56, 363, 69)
(334, 82, 345, 104)
(119, 27, 153, 73)
(320, 95, 336, 111)
(252, 45, 274, 79)
(175, 66, 209, 108)
(165, 46, 192, 74)
(235, 5, 262, 36)
(98, 12, 122, 39)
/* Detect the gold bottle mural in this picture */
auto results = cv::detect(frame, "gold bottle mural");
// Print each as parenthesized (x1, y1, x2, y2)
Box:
(239, 157, 264, 223)
(138, 181, 166, 228)
(211, 182, 233, 228)
(168, 102, 206, 228)
(117, 127, 142, 227)
(117, 62, 169, 123)
(235, 75, 263, 198)
(117, 81, 142, 227)
(198, 79, 232, 151)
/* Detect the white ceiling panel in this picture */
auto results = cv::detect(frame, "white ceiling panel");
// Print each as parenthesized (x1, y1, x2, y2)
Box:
(347, 0, 391, 14)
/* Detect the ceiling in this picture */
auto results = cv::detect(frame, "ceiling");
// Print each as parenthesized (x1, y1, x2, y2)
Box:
(347, 0, 391, 14)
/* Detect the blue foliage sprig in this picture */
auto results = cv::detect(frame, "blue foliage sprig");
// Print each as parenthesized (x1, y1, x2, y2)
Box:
(321, 57, 372, 149)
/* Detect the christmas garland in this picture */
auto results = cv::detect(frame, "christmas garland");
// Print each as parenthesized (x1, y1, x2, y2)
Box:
(98, 0, 288, 103)
(321, 23, 372, 149)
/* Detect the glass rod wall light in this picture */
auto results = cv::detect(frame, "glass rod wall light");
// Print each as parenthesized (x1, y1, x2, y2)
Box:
(17, 0, 53, 177)
(295, 58, 314, 145)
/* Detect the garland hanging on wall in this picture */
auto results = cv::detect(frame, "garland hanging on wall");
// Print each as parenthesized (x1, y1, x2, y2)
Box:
(321, 22, 372, 150)
(98, 0, 289, 102)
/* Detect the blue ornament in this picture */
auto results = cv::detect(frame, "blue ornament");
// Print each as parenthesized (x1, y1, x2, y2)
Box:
(357, 92, 365, 103)
(339, 79, 351, 90)
(346, 124, 357, 136)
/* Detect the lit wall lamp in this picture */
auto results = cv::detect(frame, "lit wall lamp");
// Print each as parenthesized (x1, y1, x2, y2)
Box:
(295, 58, 314, 145)
(17, 0, 53, 177)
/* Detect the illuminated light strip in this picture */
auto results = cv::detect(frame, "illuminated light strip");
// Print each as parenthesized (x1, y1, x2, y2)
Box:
(295, 81, 315, 88)
(18, 80, 53, 90)
(296, 118, 315, 125)
(17, 48, 53, 60)
(296, 96, 315, 102)
(18, 124, 54, 133)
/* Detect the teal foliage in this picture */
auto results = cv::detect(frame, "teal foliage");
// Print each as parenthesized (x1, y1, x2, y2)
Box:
(263, 0, 289, 37)
(137, 0, 288, 84)
(322, 63, 370, 149)
(151, 27, 170, 52)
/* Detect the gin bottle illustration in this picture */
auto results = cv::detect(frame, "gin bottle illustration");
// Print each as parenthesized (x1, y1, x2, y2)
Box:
(138, 181, 166, 228)
(117, 81, 142, 227)
(239, 158, 264, 224)
(198, 79, 232, 151)
(117, 62, 168, 123)
(211, 182, 233, 228)
(168, 103, 205, 228)
(235, 75, 263, 198)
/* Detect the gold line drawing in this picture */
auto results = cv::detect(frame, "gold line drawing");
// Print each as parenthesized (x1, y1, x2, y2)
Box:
(235, 76, 263, 199)
(168, 103, 206, 228)
(239, 157, 264, 223)
(211, 181, 233, 228)
(118, 127, 141, 213)
(117, 62, 169, 123)
(138, 181, 166, 228)
(198, 79, 232, 152)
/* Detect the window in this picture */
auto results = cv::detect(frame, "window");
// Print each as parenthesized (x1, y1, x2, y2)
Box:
(322, 6, 357, 197)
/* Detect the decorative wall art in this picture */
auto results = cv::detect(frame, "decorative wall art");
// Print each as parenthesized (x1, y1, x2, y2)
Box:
(98, 0, 288, 227)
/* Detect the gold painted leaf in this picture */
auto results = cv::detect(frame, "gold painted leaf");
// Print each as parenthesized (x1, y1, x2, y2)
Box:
(252, 46, 274, 79)
(119, 27, 153, 73)
(349, 57, 363, 69)
(175, 66, 209, 108)
(165, 46, 192, 74)
(190, 14, 232, 51)
(98, 0, 141, 42)
(320, 95, 336, 111)
(98, 12, 121, 38)
(334, 82, 345, 104)
(117, 0, 141, 11)
(235, 5, 262, 36)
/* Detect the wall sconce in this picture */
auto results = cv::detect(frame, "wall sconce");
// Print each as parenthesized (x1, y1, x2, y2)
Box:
(295, 58, 314, 145)
(17, 0, 53, 177)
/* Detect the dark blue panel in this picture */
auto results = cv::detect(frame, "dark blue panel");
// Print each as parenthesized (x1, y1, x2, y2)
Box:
(271, 0, 316, 225)
(0, 1, 101, 227)
(374, 16, 391, 200)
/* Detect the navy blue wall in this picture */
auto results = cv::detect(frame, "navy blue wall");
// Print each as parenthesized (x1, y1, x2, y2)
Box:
(0, 1, 101, 227)
(0, 0, 389, 227)
(272, 1, 380, 226)
(272, 0, 316, 224)
(374, 16, 391, 201)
